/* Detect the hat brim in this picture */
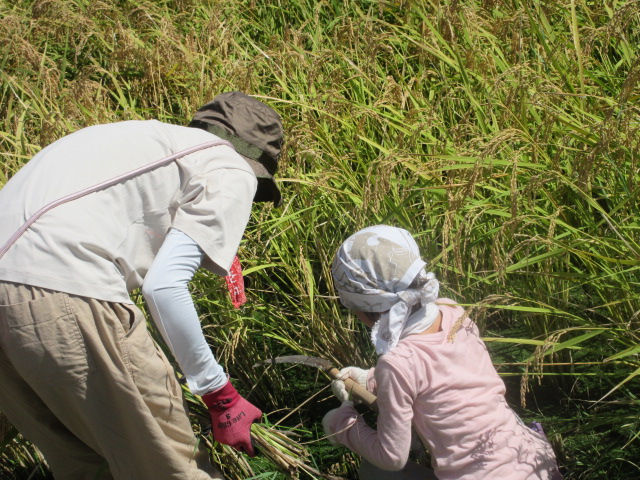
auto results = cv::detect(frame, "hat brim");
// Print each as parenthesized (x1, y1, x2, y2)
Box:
(240, 154, 282, 206)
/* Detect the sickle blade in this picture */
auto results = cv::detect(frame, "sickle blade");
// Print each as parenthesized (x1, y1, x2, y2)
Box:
(253, 355, 333, 370)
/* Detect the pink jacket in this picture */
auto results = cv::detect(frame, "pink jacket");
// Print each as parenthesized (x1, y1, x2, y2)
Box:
(327, 299, 561, 479)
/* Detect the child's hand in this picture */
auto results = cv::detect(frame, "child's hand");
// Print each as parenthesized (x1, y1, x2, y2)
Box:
(322, 401, 354, 445)
(338, 366, 370, 388)
(331, 378, 351, 403)
(331, 366, 371, 403)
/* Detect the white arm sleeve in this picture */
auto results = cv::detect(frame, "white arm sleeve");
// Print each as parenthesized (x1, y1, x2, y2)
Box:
(142, 228, 227, 395)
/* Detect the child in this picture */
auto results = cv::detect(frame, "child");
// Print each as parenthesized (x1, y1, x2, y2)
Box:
(323, 225, 562, 480)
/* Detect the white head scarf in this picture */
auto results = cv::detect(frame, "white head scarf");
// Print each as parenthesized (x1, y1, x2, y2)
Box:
(332, 225, 440, 355)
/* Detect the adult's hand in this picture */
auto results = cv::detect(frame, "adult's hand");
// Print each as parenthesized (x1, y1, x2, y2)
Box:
(202, 380, 262, 456)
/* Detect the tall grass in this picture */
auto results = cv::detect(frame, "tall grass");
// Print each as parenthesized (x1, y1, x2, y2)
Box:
(1, 0, 638, 478)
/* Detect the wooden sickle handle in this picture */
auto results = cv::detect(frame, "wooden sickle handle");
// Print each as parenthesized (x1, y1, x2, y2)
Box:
(328, 367, 378, 412)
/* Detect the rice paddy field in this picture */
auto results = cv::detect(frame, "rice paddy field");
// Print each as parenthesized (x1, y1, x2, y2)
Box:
(1, 0, 639, 478)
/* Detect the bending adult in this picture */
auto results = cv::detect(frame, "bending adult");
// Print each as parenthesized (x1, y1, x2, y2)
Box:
(0, 92, 282, 479)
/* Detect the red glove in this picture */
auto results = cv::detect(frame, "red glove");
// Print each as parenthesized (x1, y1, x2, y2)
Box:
(224, 256, 247, 308)
(202, 380, 261, 456)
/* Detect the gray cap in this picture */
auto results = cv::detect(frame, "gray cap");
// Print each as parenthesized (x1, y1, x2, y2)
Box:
(189, 91, 283, 205)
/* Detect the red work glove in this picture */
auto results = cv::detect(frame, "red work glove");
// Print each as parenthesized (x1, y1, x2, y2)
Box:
(224, 256, 247, 308)
(202, 380, 261, 456)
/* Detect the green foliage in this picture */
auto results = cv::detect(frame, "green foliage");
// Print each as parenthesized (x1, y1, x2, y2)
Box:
(1, 0, 639, 478)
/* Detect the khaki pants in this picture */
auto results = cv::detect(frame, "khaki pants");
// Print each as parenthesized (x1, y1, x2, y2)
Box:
(0, 282, 223, 480)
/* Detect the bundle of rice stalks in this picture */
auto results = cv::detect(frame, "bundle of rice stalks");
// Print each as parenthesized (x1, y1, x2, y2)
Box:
(185, 385, 343, 480)
(251, 421, 340, 480)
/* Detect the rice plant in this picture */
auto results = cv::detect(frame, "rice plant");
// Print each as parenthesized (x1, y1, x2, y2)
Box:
(1, 0, 638, 478)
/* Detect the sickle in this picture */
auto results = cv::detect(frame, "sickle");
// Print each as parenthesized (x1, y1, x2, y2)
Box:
(253, 355, 378, 411)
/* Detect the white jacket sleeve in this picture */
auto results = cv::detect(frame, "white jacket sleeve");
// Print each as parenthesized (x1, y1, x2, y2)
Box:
(142, 228, 227, 395)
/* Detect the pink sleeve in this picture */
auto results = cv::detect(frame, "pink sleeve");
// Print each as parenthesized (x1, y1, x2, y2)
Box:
(328, 358, 414, 471)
